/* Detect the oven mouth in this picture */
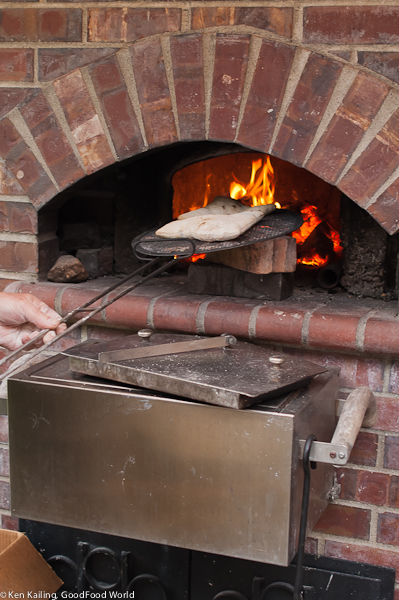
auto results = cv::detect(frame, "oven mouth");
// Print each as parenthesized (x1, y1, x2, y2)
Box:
(39, 140, 398, 301)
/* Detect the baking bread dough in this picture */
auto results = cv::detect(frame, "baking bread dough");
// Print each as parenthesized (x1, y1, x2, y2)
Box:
(156, 203, 275, 242)
(178, 196, 247, 219)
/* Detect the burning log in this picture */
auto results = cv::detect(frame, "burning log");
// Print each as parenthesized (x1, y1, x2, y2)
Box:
(206, 236, 296, 275)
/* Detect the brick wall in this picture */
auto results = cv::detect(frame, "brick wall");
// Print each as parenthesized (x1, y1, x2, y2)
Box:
(2, 1, 399, 595)
(1, 3, 399, 279)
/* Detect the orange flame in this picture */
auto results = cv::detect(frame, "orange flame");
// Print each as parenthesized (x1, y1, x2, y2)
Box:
(229, 157, 280, 207)
(293, 205, 343, 267)
(300, 254, 328, 267)
(292, 205, 321, 245)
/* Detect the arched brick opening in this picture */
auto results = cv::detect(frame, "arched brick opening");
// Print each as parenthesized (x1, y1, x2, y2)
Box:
(1, 32, 399, 220)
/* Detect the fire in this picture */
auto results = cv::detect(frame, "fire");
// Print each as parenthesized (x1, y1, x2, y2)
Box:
(229, 156, 280, 207)
(293, 205, 343, 267)
(172, 153, 343, 269)
(292, 205, 321, 245)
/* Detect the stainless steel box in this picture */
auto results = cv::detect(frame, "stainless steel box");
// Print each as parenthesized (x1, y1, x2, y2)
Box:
(8, 355, 339, 566)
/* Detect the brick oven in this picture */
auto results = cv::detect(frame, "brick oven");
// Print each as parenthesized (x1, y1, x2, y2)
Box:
(2, 1, 399, 597)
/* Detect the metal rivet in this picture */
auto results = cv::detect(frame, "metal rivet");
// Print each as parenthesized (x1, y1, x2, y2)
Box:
(269, 356, 285, 366)
(16, 170, 24, 179)
(338, 452, 345, 459)
(138, 329, 153, 339)
(329, 451, 337, 459)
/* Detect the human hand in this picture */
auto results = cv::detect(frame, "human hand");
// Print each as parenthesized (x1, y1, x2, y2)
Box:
(0, 292, 67, 350)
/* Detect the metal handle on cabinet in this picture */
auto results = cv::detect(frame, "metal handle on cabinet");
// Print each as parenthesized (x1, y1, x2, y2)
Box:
(299, 387, 378, 466)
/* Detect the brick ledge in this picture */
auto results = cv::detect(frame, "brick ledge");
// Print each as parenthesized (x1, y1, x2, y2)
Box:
(2, 277, 399, 357)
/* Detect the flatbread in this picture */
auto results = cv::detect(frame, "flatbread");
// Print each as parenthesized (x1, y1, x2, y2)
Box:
(178, 196, 247, 219)
(156, 204, 275, 242)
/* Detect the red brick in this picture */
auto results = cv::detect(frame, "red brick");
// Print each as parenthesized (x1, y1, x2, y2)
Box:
(1, 516, 18, 531)
(0, 89, 29, 120)
(20, 90, 84, 189)
(105, 279, 184, 330)
(325, 541, 399, 583)
(0, 8, 82, 42)
(60, 287, 103, 325)
(89, 55, 144, 159)
(357, 471, 390, 505)
(0, 8, 36, 41)
(330, 51, 351, 62)
(255, 304, 308, 345)
(336, 468, 390, 505)
(0, 162, 23, 196)
(53, 69, 96, 131)
(39, 48, 117, 82)
(88, 8, 122, 42)
(304, 7, 399, 45)
(385, 436, 399, 470)
(105, 295, 150, 330)
(340, 110, 399, 206)
(0, 481, 10, 510)
(0, 118, 58, 207)
(130, 38, 177, 147)
(0, 447, 9, 477)
(0, 241, 37, 273)
(388, 476, 399, 508)
(312, 504, 370, 540)
(273, 54, 341, 166)
(363, 310, 399, 355)
(88, 8, 181, 43)
(0, 415, 7, 443)
(282, 349, 385, 392)
(368, 181, 399, 235)
(0, 49, 33, 82)
(153, 295, 203, 334)
(170, 34, 205, 141)
(192, 8, 230, 29)
(308, 73, 389, 184)
(374, 397, 399, 433)
(209, 34, 250, 142)
(234, 7, 293, 39)
(390, 362, 399, 394)
(203, 298, 258, 338)
(39, 9, 82, 42)
(17, 282, 59, 311)
(0, 201, 36, 234)
(54, 70, 114, 174)
(237, 40, 295, 151)
(336, 467, 358, 501)
(307, 305, 370, 351)
(378, 513, 399, 546)
(349, 432, 378, 467)
(86, 326, 135, 341)
(358, 52, 399, 86)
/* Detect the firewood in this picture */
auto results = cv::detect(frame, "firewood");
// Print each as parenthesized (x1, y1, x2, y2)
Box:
(206, 236, 296, 274)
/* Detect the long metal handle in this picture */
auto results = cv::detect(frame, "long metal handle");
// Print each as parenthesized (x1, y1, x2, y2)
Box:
(0, 257, 178, 382)
(0, 256, 163, 370)
(300, 387, 378, 466)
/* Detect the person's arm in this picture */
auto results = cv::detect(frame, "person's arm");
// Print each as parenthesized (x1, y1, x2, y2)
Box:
(0, 292, 67, 351)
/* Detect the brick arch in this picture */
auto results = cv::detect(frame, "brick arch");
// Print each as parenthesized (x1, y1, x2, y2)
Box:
(1, 30, 399, 235)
